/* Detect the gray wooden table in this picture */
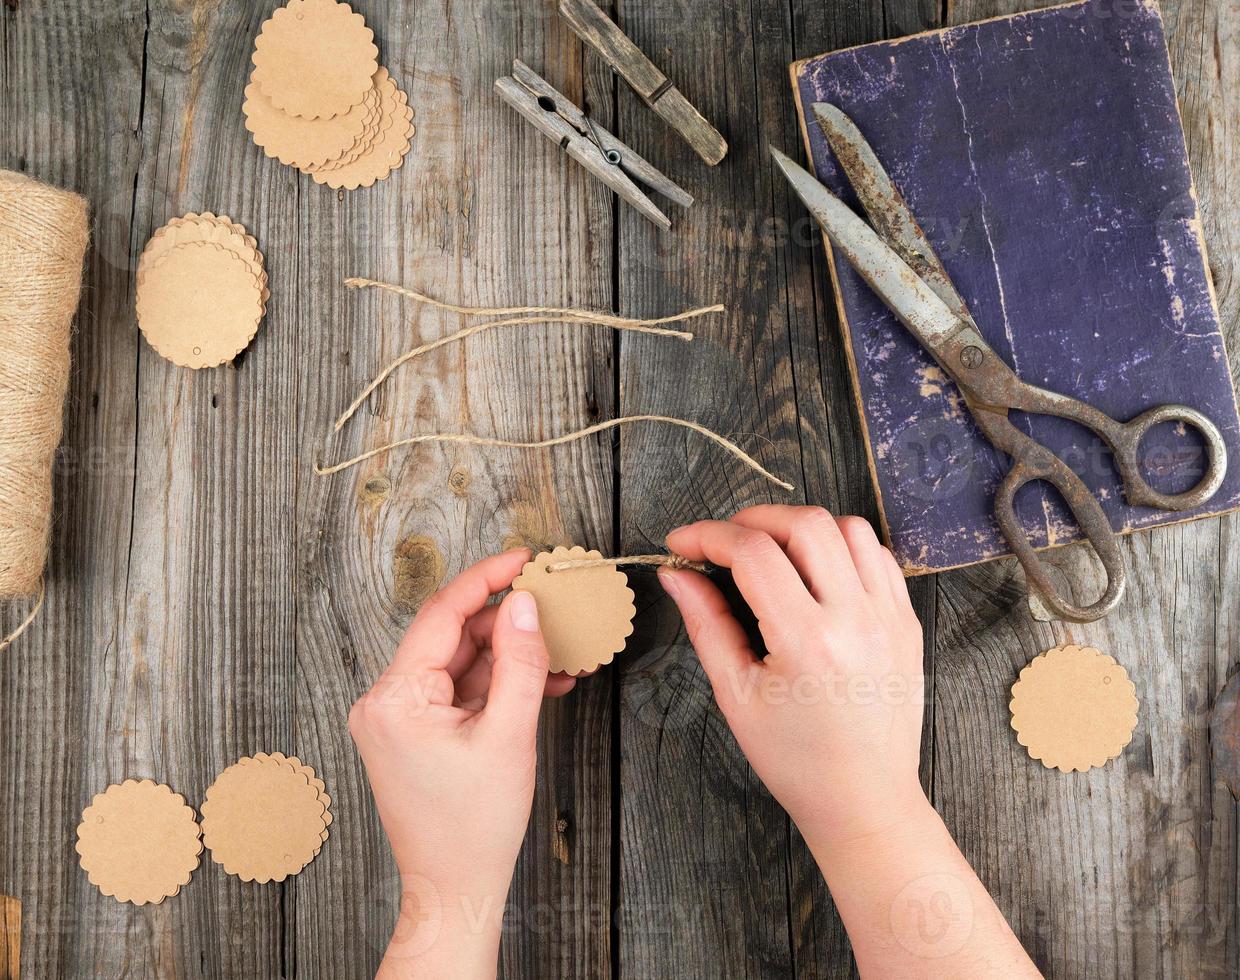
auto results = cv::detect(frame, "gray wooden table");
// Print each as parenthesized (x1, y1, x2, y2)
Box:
(2, 0, 1237, 976)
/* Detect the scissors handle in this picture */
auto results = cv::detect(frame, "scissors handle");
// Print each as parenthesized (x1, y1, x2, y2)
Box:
(1007, 385, 1228, 512)
(1103, 403, 1228, 510)
(982, 415, 1126, 622)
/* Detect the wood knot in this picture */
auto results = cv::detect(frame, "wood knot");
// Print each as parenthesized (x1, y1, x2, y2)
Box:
(552, 814, 571, 865)
(392, 535, 445, 613)
(447, 468, 471, 496)
(360, 475, 392, 505)
(500, 533, 529, 553)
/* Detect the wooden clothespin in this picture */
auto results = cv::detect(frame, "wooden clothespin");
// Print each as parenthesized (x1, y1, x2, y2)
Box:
(495, 60, 693, 229)
(559, 0, 727, 166)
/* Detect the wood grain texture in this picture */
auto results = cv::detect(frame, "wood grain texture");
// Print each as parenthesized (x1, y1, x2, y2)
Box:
(285, 2, 617, 975)
(613, 0, 939, 976)
(0, 895, 17, 980)
(0, 0, 1235, 976)
(2, 0, 616, 975)
(930, 1, 1240, 978)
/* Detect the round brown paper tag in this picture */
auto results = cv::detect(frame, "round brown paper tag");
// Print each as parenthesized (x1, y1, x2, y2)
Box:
(136, 241, 265, 369)
(511, 546, 636, 674)
(306, 67, 414, 189)
(251, 0, 378, 120)
(200, 755, 328, 883)
(1009, 644, 1139, 773)
(75, 779, 203, 905)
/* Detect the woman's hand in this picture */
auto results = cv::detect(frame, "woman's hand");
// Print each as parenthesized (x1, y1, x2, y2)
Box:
(659, 506, 1039, 977)
(349, 549, 572, 979)
(659, 504, 926, 845)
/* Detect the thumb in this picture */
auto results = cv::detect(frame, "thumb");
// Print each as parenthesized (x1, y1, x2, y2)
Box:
(479, 590, 551, 738)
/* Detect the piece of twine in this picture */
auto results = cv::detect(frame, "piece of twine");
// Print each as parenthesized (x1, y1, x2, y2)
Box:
(0, 581, 46, 652)
(333, 313, 694, 431)
(0, 170, 89, 647)
(546, 554, 708, 573)
(315, 414, 796, 491)
(335, 277, 716, 431)
(345, 276, 725, 325)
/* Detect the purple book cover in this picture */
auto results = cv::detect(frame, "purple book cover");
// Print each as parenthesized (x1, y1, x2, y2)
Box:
(791, 0, 1240, 574)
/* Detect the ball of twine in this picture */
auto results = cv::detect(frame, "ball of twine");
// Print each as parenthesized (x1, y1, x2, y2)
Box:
(0, 169, 89, 604)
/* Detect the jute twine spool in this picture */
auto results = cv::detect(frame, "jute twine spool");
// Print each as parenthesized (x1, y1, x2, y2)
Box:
(0, 170, 89, 636)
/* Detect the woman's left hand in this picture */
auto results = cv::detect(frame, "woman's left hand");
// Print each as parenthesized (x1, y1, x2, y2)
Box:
(349, 548, 573, 978)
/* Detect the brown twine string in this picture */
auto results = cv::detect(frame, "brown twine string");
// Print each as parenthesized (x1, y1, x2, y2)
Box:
(315, 414, 796, 491)
(0, 580, 45, 653)
(333, 312, 694, 431)
(344, 276, 725, 326)
(546, 554, 708, 573)
(0, 169, 89, 648)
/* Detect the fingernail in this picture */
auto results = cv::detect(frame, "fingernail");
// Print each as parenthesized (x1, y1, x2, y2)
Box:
(657, 568, 681, 599)
(510, 590, 540, 632)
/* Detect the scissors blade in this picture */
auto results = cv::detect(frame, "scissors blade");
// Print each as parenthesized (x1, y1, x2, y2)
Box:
(811, 103, 972, 324)
(770, 146, 969, 357)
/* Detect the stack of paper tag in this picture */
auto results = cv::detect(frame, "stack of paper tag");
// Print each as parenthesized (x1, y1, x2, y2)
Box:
(243, 0, 415, 189)
(201, 753, 332, 883)
(136, 212, 268, 369)
(75, 780, 203, 906)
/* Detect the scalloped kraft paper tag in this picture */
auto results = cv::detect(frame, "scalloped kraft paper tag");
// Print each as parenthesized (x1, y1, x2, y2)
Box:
(511, 546, 636, 674)
(139, 213, 269, 308)
(250, 0, 378, 120)
(250, 752, 332, 853)
(1009, 644, 1139, 773)
(136, 241, 264, 369)
(306, 68, 414, 189)
(301, 67, 397, 175)
(244, 74, 377, 168)
(200, 755, 327, 883)
(75, 780, 203, 906)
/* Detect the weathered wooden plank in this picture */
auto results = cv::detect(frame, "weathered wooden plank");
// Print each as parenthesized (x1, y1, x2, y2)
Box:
(3, 0, 1234, 976)
(286, 1, 616, 976)
(0, 0, 150, 975)
(5, 0, 616, 975)
(778, 0, 946, 964)
(86, 2, 300, 975)
(930, 1, 1240, 978)
(611, 0, 930, 975)
(0, 894, 18, 980)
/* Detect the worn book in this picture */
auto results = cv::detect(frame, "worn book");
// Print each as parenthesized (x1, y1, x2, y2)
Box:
(791, 0, 1240, 574)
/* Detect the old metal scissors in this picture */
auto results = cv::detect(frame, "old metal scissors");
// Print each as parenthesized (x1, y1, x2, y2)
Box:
(772, 103, 1229, 623)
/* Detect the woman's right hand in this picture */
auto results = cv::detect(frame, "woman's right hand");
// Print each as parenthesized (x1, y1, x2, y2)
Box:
(657, 504, 928, 848)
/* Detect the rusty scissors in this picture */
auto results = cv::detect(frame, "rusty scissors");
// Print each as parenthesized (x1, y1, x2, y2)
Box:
(772, 103, 1228, 623)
